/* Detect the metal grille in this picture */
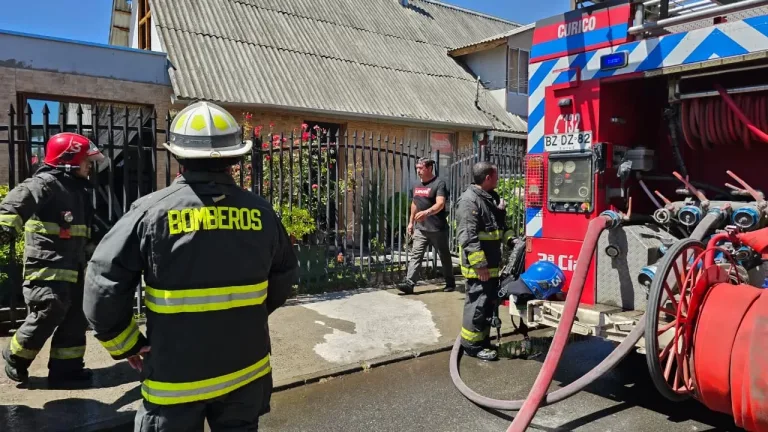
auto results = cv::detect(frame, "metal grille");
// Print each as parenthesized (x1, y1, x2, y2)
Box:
(524, 154, 546, 208)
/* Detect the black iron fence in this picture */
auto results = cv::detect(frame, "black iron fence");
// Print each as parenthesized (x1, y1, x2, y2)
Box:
(0, 103, 526, 326)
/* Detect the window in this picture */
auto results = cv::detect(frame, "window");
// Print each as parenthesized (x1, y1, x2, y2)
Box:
(507, 47, 530, 95)
(138, 0, 152, 50)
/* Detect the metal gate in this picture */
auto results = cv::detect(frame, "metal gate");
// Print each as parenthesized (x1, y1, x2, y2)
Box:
(0, 102, 527, 326)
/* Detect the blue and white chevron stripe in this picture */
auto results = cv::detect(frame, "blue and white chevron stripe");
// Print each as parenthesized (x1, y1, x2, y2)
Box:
(524, 14, 768, 238)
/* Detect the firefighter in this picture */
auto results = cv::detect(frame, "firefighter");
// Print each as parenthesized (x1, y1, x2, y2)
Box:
(456, 161, 507, 361)
(1, 132, 107, 384)
(83, 101, 299, 431)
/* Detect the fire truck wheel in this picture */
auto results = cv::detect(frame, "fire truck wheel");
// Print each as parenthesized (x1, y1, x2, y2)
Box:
(645, 237, 706, 402)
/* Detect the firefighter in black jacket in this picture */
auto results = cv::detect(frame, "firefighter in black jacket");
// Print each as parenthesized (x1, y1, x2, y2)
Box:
(83, 101, 299, 431)
(456, 161, 507, 361)
(1, 132, 107, 383)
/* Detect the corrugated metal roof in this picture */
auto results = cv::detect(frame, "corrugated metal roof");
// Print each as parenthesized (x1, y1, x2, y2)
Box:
(450, 22, 535, 53)
(153, 0, 526, 132)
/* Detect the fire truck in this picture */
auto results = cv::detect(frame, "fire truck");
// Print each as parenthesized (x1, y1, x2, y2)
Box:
(489, 0, 768, 429)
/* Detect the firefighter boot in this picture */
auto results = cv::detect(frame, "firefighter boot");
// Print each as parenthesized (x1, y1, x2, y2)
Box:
(2, 348, 29, 383)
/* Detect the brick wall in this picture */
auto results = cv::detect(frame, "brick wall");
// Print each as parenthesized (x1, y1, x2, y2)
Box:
(0, 65, 176, 187)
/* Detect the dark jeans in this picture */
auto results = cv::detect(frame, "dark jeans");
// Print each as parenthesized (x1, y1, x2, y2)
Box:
(406, 229, 455, 287)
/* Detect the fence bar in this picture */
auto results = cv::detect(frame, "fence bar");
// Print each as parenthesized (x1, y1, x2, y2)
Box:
(23, 104, 32, 178)
(122, 107, 129, 214)
(137, 109, 144, 199)
(150, 110, 158, 192)
(107, 107, 116, 222)
(342, 131, 349, 261)
(333, 132, 340, 253)
(165, 112, 172, 187)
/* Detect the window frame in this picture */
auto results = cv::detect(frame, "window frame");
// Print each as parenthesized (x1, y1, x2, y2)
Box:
(138, 0, 152, 50)
(507, 47, 530, 96)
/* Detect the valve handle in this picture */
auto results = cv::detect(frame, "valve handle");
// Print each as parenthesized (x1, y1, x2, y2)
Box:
(726, 170, 764, 202)
(672, 171, 708, 204)
(654, 190, 672, 205)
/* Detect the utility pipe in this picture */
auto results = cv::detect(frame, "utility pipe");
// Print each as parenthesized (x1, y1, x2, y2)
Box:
(628, 0, 768, 34)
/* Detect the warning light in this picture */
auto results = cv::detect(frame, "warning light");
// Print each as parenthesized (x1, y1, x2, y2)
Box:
(600, 51, 628, 71)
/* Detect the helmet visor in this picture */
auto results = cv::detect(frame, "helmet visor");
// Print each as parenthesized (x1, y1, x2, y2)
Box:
(86, 141, 110, 172)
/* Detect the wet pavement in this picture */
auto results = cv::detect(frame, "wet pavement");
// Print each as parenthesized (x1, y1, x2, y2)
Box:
(259, 336, 740, 432)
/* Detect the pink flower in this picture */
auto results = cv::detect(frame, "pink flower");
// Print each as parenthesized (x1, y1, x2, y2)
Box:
(313, 125, 320, 130)
(245, 113, 253, 120)
(301, 123, 308, 130)
(262, 143, 269, 149)
(265, 155, 271, 161)
(312, 184, 318, 190)
(254, 126, 263, 135)
(282, 137, 288, 143)
(302, 132, 310, 141)
(269, 122, 275, 128)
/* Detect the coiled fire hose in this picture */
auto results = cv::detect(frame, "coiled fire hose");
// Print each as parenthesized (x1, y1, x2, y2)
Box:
(680, 88, 768, 150)
(449, 210, 724, 431)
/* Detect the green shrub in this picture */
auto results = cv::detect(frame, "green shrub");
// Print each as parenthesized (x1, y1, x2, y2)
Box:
(0, 185, 25, 285)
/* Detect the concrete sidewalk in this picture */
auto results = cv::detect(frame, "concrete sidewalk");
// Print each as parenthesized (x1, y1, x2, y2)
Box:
(0, 280, 520, 432)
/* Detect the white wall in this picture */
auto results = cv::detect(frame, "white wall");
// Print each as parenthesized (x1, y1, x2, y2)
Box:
(128, 4, 164, 53)
(458, 28, 534, 119)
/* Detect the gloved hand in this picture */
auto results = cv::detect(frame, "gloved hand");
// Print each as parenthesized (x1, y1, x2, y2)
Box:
(0, 226, 16, 244)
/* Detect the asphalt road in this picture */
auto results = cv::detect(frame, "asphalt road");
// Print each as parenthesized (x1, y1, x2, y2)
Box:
(259, 336, 740, 432)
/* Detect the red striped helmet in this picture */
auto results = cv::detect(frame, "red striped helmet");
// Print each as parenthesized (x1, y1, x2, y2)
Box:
(44, 132, 105, 169)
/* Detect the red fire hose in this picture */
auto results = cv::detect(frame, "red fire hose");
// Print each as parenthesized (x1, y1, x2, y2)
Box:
(681, 88, 768, 150)
(693, 283, 768, 431)
(506, 215, 611, 431)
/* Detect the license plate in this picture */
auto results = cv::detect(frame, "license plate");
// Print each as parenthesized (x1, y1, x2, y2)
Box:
(543, 131, 593, 152)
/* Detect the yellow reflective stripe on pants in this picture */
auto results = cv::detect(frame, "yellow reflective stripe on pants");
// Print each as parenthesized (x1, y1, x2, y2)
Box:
(460, 266, 500, 279)
(25, 220, 90, 237)
(478, 230, 502, 241)
(467, 250, 486, 266)
(0, 214, 22, 234)
(461, 327, 488, 343)
(23, 268, 79, 283)
(142, 354, 272, 405)
(144, 282, 268, 314)
(10, 333, 39, 360)
(51, 346, 86, 360)
(99, 318, 141, 357)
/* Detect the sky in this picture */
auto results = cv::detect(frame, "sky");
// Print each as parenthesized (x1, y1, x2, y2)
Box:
(0, 0, 571, 45)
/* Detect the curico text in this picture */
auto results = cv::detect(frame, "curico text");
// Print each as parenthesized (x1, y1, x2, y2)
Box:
(168, 206, 262, 235)
(537, 253, 577, 272)
(557, 16, 597, 38)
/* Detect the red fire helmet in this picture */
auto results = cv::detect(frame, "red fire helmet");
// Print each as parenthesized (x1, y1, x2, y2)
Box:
(43, 132, 106, 169)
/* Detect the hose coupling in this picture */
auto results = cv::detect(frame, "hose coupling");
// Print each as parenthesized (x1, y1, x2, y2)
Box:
(600, 210, 622, 229)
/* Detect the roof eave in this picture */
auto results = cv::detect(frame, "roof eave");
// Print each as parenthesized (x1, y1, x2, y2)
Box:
(171, 95, 495, 131)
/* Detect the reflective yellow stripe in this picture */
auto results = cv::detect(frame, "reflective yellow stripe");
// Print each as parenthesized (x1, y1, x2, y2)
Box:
(478, 230, 503, 241)
(461, 327, 488, 343)
(10, 333, 39, 360)
(24, 268, 79, 283)
(467, 251, 486, 266)
(144, 282, 268, 314)
(99, 318, 141, 357)
(142, 354, 271, 405)
(460, 266, 500, 279)
(25, 220, 90, 237)
(0, 214, 23, 234)
(51, 346, 86, 360)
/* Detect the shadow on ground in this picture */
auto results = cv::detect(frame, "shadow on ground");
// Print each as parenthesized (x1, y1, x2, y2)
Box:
(481, 335, 737, 431)
(0, 362, 142, 432)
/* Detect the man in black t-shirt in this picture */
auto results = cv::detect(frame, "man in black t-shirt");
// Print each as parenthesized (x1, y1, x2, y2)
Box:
(399, 158, 456, 294)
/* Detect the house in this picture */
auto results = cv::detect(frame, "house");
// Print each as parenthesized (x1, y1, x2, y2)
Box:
(109, 0, 530, 176)
(448, 23, 535, 123)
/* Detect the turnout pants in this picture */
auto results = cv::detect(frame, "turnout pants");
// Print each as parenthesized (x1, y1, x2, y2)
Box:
(2, 270, 88, 373)
(134, 374, 273, 432)
(406, 229, 455, 287)
(460, 277, 500, 354)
